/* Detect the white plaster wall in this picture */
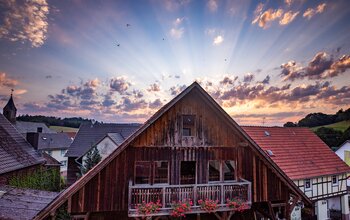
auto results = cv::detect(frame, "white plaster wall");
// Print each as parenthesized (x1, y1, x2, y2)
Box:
(336, 142, 350, 186)
(45, 149, 68, 173)
(82, 137, 118, 166)
(96, 137, 118, 159)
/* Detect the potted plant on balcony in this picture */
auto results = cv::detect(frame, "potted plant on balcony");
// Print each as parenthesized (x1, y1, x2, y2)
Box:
(136, 200, 162, 217)
(198, 198, 219, 213)
(171, 199, 192, 218)
(226, 198, 249, 212)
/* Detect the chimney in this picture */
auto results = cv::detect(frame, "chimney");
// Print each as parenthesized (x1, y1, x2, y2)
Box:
(26, 132, 39, 150)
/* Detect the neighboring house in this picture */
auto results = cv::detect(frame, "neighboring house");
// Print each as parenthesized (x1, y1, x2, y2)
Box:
(26, 132, 73, 175)
(243, 126, 350, 220)
(65, 122, 140, 185)
(2, 94, 55, 136)
(336, 140, 350, 186)
(36, 82, 311, 220)
(0, 113, 59, 185)
(0, 185, 59, 220)
(79, 132, 124, 165)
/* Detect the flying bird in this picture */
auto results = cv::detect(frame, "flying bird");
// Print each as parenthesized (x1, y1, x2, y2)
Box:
(116, 43, 120, 47)
(126, 24, 131, 27)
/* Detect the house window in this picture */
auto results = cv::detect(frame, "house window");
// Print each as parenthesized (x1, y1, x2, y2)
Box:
(208, 161, 221, 182)
(135, 161, 151, 184)
(181, 161, 196, 184)
(47, 150, 52, 156)
(182, 115, 195, 137)
(332, 175, 338, 186)
(61, 149, 67, 156)
(223, 160, 236, 181)
(60, 160, 67, 167)
(305, 179, 311, 190)
(154, 161, 169, 184)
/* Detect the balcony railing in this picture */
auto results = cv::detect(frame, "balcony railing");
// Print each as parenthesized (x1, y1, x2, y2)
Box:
(128, 178, 251, 217)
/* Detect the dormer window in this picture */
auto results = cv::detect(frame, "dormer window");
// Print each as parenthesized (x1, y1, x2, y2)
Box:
(182, 115, 195, 137)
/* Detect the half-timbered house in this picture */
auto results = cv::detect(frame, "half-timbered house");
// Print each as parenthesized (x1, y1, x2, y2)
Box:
(35, 82, 311, 220)
(243, 126, 350, 220)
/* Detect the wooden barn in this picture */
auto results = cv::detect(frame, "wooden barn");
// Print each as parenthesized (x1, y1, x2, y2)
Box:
(35, 82, 311, 220)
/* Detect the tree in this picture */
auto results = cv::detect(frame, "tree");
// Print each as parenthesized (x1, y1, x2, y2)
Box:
(80, 146, 102, 174)
(283, 122, 297, 127)
(314, 127, 343, 149)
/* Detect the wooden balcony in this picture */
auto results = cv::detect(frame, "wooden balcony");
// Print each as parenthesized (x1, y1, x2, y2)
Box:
(128, 178, 252, 217)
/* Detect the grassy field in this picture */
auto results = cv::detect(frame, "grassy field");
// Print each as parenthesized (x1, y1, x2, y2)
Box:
(311, 120, 350, 132)
(49, 126, 78, 132)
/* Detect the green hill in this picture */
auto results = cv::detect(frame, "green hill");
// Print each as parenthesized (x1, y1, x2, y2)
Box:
(312, 120, 350, 132)
(49, 126, 78, 132)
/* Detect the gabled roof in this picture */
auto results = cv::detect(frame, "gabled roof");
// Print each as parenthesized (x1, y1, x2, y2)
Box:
(65, 123, 141, 157)
(37, 133, 72, 150)
(3, 94, 16, 111)
(15, 121, 55, 134)
(0, 114, 46, 175)
(35, 82, 312, 219)
(0, 185, 59, 220)
(242, 126, 350, 180)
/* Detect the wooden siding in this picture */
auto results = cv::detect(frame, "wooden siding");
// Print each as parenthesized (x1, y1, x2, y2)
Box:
(69, 89, 293, 215)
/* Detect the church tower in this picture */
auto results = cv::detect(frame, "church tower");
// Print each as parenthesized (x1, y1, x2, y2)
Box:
(3, 92, 17, 124)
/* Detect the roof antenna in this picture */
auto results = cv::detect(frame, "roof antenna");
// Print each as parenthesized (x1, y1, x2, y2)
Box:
(11, 89, 14, 96)
(262, 117, 266, 126)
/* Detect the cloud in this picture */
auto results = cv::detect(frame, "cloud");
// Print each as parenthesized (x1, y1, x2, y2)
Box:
(220, 76, 238, 85)
(280, 52, 350, 81)
(280, 60, 304, 81)
(0, 72, 18, 87)
(149, 98, 163, 109)
(170, 84, 186, 96)
(117, 97, 148, 112)
(252, 8, 284, 29)
(325, 55, 350, 78)
(261, 75, 270, 84)
(207, 0, 218, 12)
(170, 27, 184, 39)
(303, 3, 326, 20)
(213, 35, 224, 45)
(304, 52, 333, 79)
(147, 83, 161, 92)
(110, 77, 130, 94)
(173, 17, 184, 26)
(102, 94, 115, 107)
(279, 11, 299, 25)
(0, 0, 49, 47)
(243, 73, 254, 83)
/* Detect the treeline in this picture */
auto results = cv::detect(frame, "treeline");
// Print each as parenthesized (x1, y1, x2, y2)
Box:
(16, 115, 98, 128)
(284, 108, 350, 127)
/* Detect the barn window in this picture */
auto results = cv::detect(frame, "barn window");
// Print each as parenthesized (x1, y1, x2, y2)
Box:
(332, 175, 338, 186)
(208, 161, 221, 182)
(223, 161, 236, 181)
(305, 179, 311, 190)
(182, 115, 195, 137)
(135, 161, 151, 184)
(180, 161, 196, 184)
(154, 161, 169, 184)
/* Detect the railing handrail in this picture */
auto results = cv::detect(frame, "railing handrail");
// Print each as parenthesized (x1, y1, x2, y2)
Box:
(129, 178, 250, 189)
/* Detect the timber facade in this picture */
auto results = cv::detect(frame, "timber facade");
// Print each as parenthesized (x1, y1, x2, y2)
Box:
(35, 82, 311, 220)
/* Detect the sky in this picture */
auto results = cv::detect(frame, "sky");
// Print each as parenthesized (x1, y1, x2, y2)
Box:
(0, 0, 349, 126)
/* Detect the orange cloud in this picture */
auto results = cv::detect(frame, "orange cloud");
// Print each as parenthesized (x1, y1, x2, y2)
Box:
(303, 3, 326, 20)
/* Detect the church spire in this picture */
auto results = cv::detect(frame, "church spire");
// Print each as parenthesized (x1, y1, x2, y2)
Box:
(3, 90, 17, 124)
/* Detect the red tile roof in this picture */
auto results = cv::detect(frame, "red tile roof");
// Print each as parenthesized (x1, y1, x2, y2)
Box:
(242, 126, 350, 180)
